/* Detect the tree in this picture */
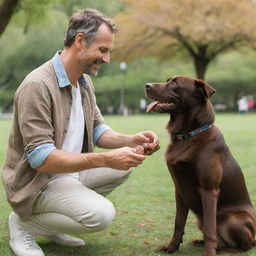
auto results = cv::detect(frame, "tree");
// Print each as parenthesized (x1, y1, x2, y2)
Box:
(54, 0, 125, 17)
(113, 0, 256, 79)
(0, 0, 53, 37)
(0, 0, 20, 37)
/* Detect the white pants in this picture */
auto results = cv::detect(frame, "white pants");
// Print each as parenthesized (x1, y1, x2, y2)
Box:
(16, 167, 133, 235)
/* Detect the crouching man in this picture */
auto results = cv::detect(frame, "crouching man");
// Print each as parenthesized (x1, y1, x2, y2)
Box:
(2, 8, 159, 256)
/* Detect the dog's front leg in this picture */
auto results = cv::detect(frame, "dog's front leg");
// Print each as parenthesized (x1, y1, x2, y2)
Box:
(158, 191, 189, 253)
(198, 188, 220, 256)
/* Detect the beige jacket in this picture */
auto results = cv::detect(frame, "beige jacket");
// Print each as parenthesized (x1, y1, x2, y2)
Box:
(2, 59, 105, 220)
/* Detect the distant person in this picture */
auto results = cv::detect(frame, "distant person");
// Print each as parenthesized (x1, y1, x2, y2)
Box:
(2, 8, 159, 256)
(247, 95, 255, 112)
(237, 96, 248, 114)
(139, 98, 147, 113)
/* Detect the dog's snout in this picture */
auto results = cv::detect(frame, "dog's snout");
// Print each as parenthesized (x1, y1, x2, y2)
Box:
(146, 83, 152, 90)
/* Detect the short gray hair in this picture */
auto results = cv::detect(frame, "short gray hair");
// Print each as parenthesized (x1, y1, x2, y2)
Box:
(64, 8, 118, 48)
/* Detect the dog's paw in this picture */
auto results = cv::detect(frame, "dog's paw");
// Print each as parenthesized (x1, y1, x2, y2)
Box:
(157, 245, 179, 254)
(189, 239, 205, 247)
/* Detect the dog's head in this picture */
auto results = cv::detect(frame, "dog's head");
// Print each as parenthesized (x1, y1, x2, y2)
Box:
(145, 75, 216, 113)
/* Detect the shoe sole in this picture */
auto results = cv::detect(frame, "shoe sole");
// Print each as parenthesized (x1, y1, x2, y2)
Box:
(50, 239, 86, 247)
(9, 240, 45, 256)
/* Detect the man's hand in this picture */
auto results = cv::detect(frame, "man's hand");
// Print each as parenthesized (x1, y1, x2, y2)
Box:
(131, 131, 160, 155)
(36, 131, 158, 174)
(105, 147, 146, 170)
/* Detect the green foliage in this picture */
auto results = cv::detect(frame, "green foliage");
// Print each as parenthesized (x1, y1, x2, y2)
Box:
(53, 0, 125, 16)
(0, 9, 67, 110)
(93, 57, 189, 113)
(114, 0, 256, 79)
(207, 50, 256, 109)
(0, 0, 256, 112)
(94, 51, 256, 113)
(0, 0, 125, 111)
(13, 0, 52, 33)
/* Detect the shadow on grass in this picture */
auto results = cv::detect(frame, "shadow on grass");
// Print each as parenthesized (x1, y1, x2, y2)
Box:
(40, 240, 111, 256)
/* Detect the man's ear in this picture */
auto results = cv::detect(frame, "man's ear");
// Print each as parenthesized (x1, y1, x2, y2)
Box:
(75, 33, 86, 49)
(195, 79, 216, 98)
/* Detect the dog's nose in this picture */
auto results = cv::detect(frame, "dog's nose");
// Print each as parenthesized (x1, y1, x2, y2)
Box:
(146, 83, 152, 89)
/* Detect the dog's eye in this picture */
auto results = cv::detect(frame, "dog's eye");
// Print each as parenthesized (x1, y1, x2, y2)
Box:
(169, 81, 177, 88)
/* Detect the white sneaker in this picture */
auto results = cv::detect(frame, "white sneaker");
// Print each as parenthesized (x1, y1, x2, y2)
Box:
(46, 234, 85, 247)
(9, 212, 45, 256)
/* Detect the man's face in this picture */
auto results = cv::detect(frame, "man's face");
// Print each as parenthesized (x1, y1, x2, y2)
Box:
(78, 23, 114, 76)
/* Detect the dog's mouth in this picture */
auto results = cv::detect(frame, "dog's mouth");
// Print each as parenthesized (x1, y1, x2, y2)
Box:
(146, 100, 174, 112)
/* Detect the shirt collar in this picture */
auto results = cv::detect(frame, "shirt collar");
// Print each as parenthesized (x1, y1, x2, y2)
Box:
(51, 51, 88, 89)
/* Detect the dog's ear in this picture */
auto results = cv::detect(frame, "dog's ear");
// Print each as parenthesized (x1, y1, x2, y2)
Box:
(195, 79, 216, 98)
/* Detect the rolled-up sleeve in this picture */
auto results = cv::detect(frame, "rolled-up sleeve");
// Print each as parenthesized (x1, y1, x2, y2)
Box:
(17, 82, 55, 154)
(27, 143, 56, 169)
(93, 124, 112, 145)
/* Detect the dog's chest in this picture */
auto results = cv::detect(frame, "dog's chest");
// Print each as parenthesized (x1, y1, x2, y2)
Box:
(167, 160, 203, 214)
(168, 161, 199, 188)
(165, 141, 198, 164)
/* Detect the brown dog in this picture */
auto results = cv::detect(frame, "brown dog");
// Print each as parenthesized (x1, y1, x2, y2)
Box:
(145, 75, 256, 256)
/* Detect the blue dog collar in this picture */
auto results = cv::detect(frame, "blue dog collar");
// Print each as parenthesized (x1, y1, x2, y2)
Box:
(174, 124, 213, 141)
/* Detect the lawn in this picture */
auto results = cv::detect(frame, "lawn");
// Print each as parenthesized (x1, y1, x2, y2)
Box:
(0, 113, 256, 256)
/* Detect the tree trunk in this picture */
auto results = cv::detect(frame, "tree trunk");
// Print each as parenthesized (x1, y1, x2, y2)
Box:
(192, 45, 211, 80)
(194, 57, 210, 80)
(0, 0, 20, 37)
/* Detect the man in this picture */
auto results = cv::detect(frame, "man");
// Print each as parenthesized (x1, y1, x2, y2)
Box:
(2, 8, 159, 256)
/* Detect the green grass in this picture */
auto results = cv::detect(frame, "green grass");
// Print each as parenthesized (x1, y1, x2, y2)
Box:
(0, 113, 256, 256)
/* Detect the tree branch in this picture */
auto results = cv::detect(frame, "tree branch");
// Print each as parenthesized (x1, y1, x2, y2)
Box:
(152, 26, 198, 59)
(0, 0, 20, 37)
(210, 36, 243, 59)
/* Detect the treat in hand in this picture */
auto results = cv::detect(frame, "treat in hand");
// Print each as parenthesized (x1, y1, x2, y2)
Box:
(133, 145, 145, 155)
(133, 144, 160, 155)
(142, 143, 160, 155)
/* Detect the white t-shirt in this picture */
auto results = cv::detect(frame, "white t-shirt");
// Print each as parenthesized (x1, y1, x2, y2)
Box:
(54, 84, 85, 180)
